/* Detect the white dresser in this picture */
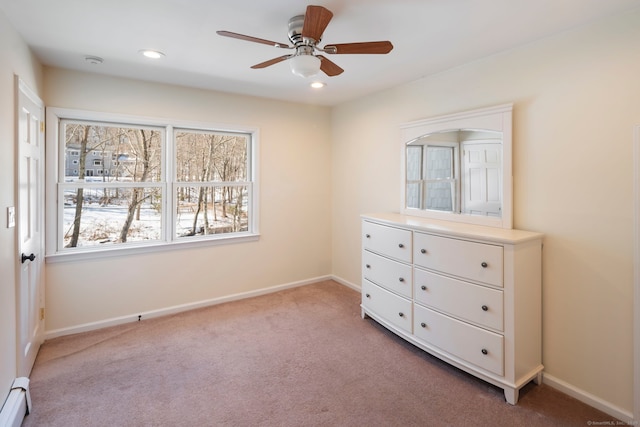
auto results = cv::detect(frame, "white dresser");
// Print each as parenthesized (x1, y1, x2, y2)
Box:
(361, 213, 543, 404)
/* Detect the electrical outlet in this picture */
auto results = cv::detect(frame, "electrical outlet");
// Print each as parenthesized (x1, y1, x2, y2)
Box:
(7, 207, 15, 228)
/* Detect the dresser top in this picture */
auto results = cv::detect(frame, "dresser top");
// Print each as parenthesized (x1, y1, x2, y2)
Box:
(362, 213, 543, 244)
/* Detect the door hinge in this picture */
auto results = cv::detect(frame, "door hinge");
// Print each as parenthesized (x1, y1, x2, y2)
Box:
(40, 121, 45, 133)
(40, 308, 45, 321)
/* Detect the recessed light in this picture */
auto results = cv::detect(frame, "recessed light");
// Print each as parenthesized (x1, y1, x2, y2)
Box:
(310, 81, 326, 89)
(139, 50, 165, 59)
(85, 56, 104, 65)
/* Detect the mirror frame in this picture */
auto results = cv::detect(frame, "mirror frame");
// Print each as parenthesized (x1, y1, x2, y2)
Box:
(400, 103, 513, 229)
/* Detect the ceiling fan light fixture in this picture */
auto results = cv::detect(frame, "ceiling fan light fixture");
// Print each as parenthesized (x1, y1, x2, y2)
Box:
(289, 54, 320, 78)
(310, 81, 326, 89)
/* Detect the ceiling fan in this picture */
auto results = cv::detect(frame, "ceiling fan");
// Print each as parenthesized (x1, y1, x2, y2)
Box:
(217, 5, 393, 78)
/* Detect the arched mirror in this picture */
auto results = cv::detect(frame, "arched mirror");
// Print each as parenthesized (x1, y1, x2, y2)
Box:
(400, 104, 513, 229)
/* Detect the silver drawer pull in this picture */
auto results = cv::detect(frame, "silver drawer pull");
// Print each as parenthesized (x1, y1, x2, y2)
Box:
(398, 312, 404, 317)
(420, 249, 427, 254)
(399, 277, 405, 282)
(481, 262, 488, 268)
(481, 349, 488, 355)
(420, 285, 427, 291)
(398, 243, 404, 248)
(481, 305, 488, 311)
(420, 322, 427, 328)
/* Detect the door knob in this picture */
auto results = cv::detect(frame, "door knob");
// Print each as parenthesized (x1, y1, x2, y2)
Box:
(21, 253, 36, 263)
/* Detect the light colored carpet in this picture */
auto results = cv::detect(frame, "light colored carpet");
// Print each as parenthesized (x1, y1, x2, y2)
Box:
(23, 280, 616, 426)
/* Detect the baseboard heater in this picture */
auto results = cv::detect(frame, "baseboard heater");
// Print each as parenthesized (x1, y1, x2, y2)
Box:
(0, 378, 31, 427)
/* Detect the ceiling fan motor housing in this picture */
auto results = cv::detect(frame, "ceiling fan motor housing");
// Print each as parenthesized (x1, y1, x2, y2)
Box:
(288, 15, 319, 47)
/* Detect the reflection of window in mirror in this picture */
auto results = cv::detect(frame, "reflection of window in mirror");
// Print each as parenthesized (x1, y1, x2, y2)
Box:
(407, 131, 502, 216)
(400, 104, 513, 229)
(407, 140, 460, 212)
(426, 145, 456, 211)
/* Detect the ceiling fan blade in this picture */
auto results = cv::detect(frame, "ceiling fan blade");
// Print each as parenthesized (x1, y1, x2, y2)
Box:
(217, 30, 291, 49)
(302, 5, 333, 42)
(324, 41, 393, 54)
(317, 55, 344, 77)
(251, 55, 293, 69)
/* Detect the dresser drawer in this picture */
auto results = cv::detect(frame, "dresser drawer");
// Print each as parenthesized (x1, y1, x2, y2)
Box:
(362, 280, 412, 334)
(363, 250, 412, 298)
(413, 232, 503, 287)
(414, 268, 503, 331)
(363, 221, 412, 263)
(414, 304, 504, 376)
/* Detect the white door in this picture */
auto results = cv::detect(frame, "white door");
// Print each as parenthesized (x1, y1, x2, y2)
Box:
(16, 77, 45, 377)
(462, 142, 502, 217)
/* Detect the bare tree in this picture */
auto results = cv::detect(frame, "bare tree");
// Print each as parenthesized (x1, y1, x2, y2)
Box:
(119, 129, 155, 242)
(66, 125, 91, 247)
(174, 131, 247, 235)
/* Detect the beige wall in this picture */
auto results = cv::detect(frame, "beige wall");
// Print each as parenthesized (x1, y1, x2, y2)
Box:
(332, 10, 639, 416)
(43, 69, 333, 332)
(0, 10, 43, 404)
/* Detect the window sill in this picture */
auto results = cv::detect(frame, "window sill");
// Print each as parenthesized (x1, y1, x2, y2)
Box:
(45, 233, 260, 264)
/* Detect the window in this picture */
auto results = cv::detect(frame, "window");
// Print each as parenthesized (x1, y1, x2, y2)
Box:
(406, 142, 459, 212)
(174, 129, 250, 237)
(46, 109, 258, 258)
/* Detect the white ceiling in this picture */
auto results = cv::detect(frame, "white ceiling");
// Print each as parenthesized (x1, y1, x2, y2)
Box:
(1, 0, 639, 106)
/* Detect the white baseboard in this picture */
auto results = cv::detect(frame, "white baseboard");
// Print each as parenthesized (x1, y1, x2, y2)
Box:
(330, 275, 361, 292)
(45, 275, 333, 339)
(543, 373, 634, 423)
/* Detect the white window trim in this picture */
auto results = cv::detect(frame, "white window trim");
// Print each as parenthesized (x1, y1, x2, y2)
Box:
(45, 107, 260, 263)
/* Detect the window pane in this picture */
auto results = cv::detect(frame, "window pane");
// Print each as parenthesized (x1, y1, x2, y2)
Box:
(406, 146, 422, 181)
(175, 131, 248, 182)
(63, 187, 162, 247)
(176, 186, 249, 237)
(406, 182, 422, 209)
(426, 181, 454, 212)
(64, 123, 162, 182)
(426, 146, 453, 180)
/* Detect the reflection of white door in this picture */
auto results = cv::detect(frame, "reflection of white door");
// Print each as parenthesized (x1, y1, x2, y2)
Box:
(462, 142, 502, 217)
(17, 77, 45, 377)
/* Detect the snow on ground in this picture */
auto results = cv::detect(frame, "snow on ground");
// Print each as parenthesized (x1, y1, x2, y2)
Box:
(63, 202, 241, 247)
